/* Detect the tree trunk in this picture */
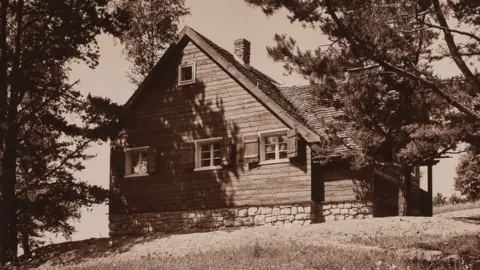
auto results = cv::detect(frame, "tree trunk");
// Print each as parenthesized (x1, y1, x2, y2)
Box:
(398, 166, 412, 216)
(21, 222, 30, 258)
(0, 132, 18, 264)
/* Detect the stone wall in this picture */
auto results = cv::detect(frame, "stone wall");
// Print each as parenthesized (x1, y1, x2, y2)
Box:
(315, 201, 374, 222)
(109, 203, 313, 236)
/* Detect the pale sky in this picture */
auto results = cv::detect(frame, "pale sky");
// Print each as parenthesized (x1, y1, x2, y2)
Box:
(49, 0, 461, 244)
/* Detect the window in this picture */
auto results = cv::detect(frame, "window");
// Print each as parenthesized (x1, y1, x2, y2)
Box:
(259, 130, 289, 164)
(194, 137, 223, 171)
(125, 146, 150, 177)
(178, 62, 196, 85)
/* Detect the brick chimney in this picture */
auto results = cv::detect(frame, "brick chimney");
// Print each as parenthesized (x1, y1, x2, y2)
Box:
(234, 38, 251, 65)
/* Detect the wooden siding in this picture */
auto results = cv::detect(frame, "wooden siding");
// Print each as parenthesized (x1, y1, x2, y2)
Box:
(310, 164, 374, 203)
(110, 41, 311, 214)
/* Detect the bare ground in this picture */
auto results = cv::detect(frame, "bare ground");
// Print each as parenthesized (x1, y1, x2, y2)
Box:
(18, 208, 480, 269)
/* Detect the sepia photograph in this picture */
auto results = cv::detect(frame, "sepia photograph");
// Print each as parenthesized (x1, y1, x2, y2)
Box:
(0, 0, 479, 269)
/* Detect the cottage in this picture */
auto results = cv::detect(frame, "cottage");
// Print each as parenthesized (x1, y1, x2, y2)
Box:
(108, 26, 432, 236)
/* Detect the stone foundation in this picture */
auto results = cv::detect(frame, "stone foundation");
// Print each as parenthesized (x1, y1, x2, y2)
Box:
(109, 203, 313, 236)
(315, 201, 374, 222)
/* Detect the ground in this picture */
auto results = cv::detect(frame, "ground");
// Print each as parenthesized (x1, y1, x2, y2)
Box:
(12, 207, 480, 270)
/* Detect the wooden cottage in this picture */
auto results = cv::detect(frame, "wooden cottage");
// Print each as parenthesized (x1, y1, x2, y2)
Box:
(109, 26, 432, 236)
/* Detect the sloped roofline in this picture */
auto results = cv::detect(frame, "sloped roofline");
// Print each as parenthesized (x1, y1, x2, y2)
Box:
(122, 26, 321, 143)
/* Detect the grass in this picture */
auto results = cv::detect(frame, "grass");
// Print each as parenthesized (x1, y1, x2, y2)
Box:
(433, 201, 480, 214)
(55, 243, 428, 270)
(15, 236, 479, 270)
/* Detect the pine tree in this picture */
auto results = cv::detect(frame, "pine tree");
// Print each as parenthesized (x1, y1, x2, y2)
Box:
(0, 0, 189, 263)
(113, 0, 189, 85)
(244, 0, 475, 215)
(455, 149, 480, 201)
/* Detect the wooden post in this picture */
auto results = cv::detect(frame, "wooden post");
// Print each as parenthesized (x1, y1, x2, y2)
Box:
(427, 164, 433, 217)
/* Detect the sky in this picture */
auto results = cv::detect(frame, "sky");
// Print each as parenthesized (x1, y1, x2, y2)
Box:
(47, 0, 462, 244)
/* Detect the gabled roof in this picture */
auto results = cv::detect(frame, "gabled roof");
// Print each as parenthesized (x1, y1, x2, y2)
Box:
(123, 26, 325, 142)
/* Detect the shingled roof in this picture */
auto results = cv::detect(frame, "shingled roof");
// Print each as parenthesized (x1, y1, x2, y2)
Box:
(123, 26, 346, 146)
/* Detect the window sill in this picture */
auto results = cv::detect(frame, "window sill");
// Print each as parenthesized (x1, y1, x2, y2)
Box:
(259, 159, 290, 165)
(124, 173, 149, 178)
(194, 166, 222, 172)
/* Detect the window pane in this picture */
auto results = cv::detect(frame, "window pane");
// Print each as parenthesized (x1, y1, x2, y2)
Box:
(265, 136, 277, 144)
(213, 143, 221, 151)
(201, 151, 211, 159)
(279, 134, 287, 143)
(265, 152, 275, 161)
(279, 143, 287, 151)
(279, 151, 287, 159)
(201, 144, 210, 153)
(180, 66, 193, 81)
(214, 150, 221, 158)
(213, 158, 221, 166)
(201, 159, 210, 167)
(132, 152, 147, 174)
(265, 144, 275, 153)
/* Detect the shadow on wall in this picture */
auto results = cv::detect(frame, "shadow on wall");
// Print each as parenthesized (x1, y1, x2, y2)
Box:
(109, 48, 244, 235)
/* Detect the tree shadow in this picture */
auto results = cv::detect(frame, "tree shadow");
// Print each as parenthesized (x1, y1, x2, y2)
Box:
(107, 44, 243, 246)
(451, 216, 480, 225)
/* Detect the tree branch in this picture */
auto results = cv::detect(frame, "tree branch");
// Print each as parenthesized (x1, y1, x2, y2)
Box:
(431, 0, 480, 95)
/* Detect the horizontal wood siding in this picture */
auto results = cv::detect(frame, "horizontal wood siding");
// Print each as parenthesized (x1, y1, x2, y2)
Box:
(320, 165, 374, 203)
(111, 41, 311, 214)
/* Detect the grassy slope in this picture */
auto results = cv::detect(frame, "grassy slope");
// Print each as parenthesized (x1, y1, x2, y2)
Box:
(11, 208, 480, 270)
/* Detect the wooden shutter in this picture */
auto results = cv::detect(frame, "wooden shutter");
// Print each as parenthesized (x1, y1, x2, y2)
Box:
(147, 147, 158, 173)
(287, 129, 298, 158)
(221, 137, 232, 166)
(243, 135, 259, 163)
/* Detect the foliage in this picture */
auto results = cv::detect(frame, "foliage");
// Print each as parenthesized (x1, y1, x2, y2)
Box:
(433, 192, 447, 206)
(112, 0, 189, 85)
(0, 0, 126, 263)
(244, 0, 475, 215)
(455, 149, 480, 200)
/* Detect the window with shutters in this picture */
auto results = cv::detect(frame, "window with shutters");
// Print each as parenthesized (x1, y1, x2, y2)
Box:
(259, 129, 290, 164)
(125, 146, 155, 177)
(194, 137, 226, 171)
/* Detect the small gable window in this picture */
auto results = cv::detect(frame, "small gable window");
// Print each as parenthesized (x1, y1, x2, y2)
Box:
(178, 62, 196, 85)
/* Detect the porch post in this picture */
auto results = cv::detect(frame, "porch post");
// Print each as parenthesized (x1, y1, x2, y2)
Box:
(427, 164, 433, 217)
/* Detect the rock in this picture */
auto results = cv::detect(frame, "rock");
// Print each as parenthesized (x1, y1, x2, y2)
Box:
(295, 214, 309, 220)
(349, 208, 358, 215)
(292, 220, 304, 226)
(323, 210, 331, 216)
(265, 216, 274, 223)
(280, 208, 291, 215)
(331, 208, 340, 215)
(248, 207, 258, 216)
(344, 202, 352, 208)
(288, 215, 295, 222)
(325, 215, 335, 222)
(442, 254, 460, 262)
(291, 207, 298, 215)
(297, 206, 304, 213)
(340, 208, 349, 215)
(304, 206, 311, 214)
(224, 219, 234, 227)
(272, 207, 280, 216)
(259, 207, 272, 215)
(238, 209, 248, 217)
(254, 215, 266, 225)
(243, 217, 255, 226)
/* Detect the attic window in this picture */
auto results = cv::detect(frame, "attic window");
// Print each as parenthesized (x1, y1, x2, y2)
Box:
(178, 62, 196, 85)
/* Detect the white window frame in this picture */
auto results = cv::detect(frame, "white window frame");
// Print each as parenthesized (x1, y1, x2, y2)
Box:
(124, 146, 150, 178)
(194, 137, 223, 171)
(258, 129, 289, 165)
(178, 62, 196, 86)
